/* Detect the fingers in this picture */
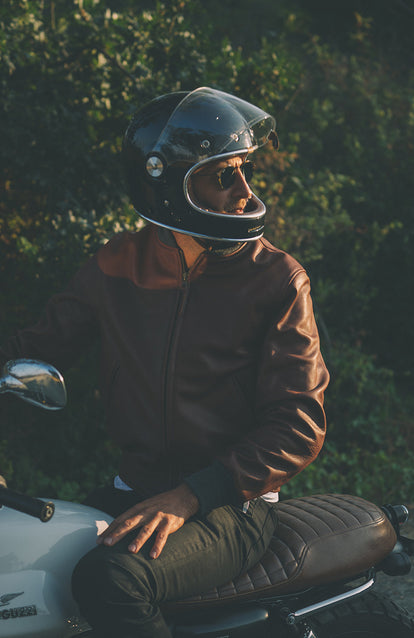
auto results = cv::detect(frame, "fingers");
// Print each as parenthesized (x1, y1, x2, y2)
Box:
(97, 505, 148, 551)
(97, 506, 141, 544)
(148, 525, 170, 559)
(96, 485, 199, 558)
(127, 514, 181, 558)
(127, 518, 161, 555)
(97, 508, 181, 558)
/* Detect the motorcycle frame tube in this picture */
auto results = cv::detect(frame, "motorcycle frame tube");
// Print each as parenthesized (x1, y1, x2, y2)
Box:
(283, 572, 376, 625)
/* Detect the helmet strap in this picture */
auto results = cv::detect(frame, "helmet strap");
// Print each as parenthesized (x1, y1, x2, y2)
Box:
(194, 237, 247, 256)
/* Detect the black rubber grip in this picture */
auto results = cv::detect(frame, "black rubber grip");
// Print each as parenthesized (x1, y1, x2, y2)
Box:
(0, 487, 54, 522)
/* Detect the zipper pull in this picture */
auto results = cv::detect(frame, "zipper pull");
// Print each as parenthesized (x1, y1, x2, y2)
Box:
(178, 249, 189, 285)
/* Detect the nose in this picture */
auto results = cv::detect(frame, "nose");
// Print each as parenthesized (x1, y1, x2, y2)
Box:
(232, 167, 252, 199)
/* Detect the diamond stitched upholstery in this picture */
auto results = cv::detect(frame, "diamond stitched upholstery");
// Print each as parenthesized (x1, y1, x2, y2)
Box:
(166, 494, 396, 610)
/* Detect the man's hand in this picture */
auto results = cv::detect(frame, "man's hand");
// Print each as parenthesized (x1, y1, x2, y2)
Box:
(97, 483, 199, 559)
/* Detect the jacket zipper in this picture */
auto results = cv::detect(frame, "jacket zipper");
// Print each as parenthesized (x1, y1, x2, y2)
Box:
(162, 248, 190, 487)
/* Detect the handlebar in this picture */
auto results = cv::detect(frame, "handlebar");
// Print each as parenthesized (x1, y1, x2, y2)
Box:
(0, 486, 55, 522)
(381, 504, 410, 530)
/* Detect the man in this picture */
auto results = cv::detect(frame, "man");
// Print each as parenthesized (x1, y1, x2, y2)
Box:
(0, 87, 329, 637)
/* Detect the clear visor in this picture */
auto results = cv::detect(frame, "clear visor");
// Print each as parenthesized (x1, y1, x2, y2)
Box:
(151, 87, 276, 166)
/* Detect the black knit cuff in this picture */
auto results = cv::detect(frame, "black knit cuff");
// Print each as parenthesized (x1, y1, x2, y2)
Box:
(184, 461, 242, 517)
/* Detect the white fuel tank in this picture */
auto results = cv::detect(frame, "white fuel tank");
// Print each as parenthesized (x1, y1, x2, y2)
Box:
(0, 500, 112, 637)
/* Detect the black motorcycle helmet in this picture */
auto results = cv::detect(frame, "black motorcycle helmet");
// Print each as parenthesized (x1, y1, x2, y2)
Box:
(123, 87, 278, 242)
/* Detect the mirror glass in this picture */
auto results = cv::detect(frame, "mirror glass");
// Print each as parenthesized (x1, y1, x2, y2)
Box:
(0, 359, 67, 410)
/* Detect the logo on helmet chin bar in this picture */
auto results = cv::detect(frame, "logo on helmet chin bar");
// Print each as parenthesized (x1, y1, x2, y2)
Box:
(248, 225, 264, 233)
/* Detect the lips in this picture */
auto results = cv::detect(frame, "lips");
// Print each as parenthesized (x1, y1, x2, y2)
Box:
(227, 200, 249, 214)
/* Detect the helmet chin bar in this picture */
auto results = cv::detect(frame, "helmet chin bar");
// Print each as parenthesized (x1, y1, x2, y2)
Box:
(137, 211, 265, 243)
(179, 154, 266, 242)
(185, 190, 266, 223)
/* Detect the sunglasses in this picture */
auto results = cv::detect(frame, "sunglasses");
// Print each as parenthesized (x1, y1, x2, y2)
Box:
(196, 161, 254, 190)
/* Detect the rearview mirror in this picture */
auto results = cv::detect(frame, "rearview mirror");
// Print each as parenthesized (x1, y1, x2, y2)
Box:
(0, 359, 67, 410)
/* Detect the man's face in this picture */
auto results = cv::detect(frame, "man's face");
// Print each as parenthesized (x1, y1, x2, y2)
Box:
(189, 154, 252, 215)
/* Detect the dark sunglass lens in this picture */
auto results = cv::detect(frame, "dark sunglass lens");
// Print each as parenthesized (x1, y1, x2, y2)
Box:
(219, 166, 236, 189)
(218, 162, 254, 189)
(242, 161, 254, 182)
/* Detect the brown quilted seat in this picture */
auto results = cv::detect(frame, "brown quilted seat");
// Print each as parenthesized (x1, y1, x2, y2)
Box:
(166, 494, 396, 611)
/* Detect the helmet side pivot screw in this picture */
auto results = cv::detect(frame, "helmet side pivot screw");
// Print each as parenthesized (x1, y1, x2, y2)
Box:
(146, 155, 165, 178)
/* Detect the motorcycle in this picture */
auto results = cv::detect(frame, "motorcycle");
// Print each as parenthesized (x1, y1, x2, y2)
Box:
(0, 359, 413, 638)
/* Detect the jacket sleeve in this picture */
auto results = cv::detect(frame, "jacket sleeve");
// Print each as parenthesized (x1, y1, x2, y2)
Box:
(185, 268, 329, 514)
(0, 257, 99, 373)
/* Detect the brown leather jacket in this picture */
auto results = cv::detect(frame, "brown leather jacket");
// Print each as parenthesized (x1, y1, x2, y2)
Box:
(1, 225, 329, 513)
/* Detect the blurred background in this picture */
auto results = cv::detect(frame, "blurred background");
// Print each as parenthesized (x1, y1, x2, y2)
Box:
(1, 0, 413, 503)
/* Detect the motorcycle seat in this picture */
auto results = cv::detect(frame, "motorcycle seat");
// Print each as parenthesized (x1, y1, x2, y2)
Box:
(164, 493, 396, 611)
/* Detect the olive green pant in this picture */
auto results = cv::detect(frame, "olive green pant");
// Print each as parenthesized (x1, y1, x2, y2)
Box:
(72, 487, 278, 638)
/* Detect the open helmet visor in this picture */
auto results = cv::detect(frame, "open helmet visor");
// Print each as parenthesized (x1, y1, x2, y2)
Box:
(148, 87, 276, 168)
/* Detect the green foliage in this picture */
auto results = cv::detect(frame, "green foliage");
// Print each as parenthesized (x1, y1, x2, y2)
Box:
(1, 0, 413, 504)
(280, 28, 414, 371)
(283, 343, 414, 503)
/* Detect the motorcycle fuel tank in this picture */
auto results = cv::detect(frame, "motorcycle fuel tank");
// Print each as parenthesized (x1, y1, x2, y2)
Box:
(0, 499, 112, 637)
